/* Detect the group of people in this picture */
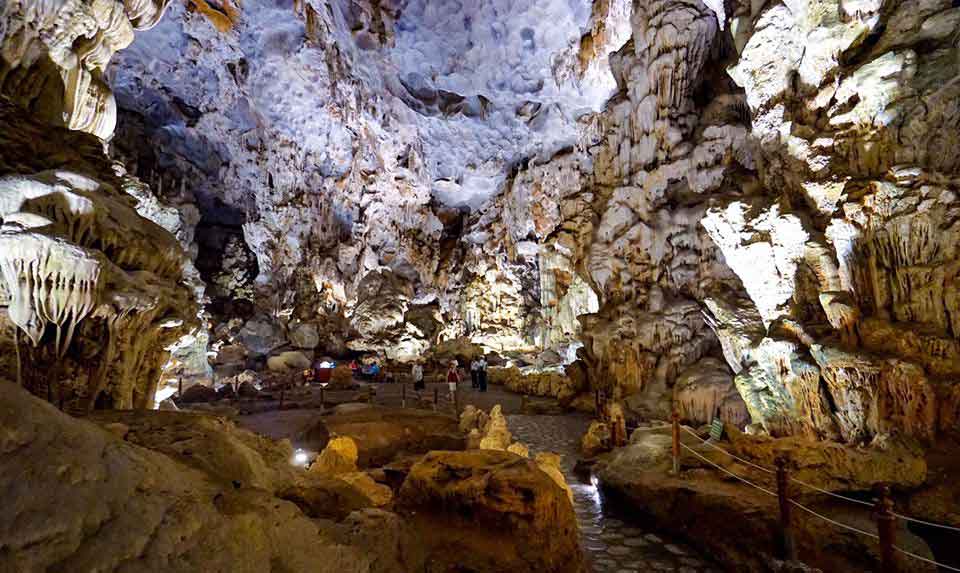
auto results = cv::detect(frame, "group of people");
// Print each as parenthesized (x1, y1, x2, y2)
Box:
(469, 356, 488, 392)
(408, 356, 489, 401)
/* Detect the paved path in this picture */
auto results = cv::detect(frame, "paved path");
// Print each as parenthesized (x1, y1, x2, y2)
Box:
(507, 414, 721, 573)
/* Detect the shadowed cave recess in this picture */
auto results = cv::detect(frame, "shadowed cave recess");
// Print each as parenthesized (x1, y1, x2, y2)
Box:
(1, 0, 959, 571)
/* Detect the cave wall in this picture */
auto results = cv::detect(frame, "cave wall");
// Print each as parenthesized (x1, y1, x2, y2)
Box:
(5, 0, 957, 439)
(526, 0, 960, 440)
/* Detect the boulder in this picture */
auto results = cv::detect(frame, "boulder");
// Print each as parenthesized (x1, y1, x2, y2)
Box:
(158, 398, 179, 411)
(331, 509, 427, 573)
(289, 322, 320, 349)
(458, 404, 489, 434)
(338, 472, 394, 507)
(267, 350, 312, 372)
(581, 420, 611, 457)
(507, 442, 529, 458)
(534, 452, 572, 502)
(398, 450, 583, 573)
(478, 405, 512, 451)
(179, 383, 218, 403)
(320, 405, 464, 467)
(237, 317, 285, 357)
(311, 436, 360, 476)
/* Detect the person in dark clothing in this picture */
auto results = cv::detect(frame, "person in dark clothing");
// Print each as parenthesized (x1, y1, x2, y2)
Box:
(469, 358, 480, 389)
(478, 356, 488, 392)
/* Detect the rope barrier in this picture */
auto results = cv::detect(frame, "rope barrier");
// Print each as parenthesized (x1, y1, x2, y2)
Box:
(894, 545, 960, 572)
(788, 476, 875, 508)
(679, 423, 960, 530)
(679, 442, 777, 497)
(894, 512, 960, 533)
(674, 418, 960, 571)
(680, 425, 774, 474)
(788, 499, 879, 540)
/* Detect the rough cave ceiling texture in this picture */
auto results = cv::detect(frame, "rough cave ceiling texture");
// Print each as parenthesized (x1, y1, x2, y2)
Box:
(1, 0, 960, 445)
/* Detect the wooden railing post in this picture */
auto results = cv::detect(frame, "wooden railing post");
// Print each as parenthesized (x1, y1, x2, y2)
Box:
(401, 383, 406, 408)
(178, 378, 183, 398)
(775, 457, 796, 561)
(876, 485, 897, 573)
(671, 410, 680, 475)
(433, 387, 439, 411)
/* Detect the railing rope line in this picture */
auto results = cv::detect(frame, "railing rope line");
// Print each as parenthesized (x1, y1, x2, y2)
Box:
(788, 498, 879, 540)
(671, 417, 960, 572)
(893, 512, 960, 533)
(680, 425, 774, 474)
(894, 545, 960, 572)
(788, 475, 874, 508)
(679, 442, 777, 497)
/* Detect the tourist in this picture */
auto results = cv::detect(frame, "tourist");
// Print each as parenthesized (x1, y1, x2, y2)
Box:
(478, 355, 488, 393)
(470, 357, 480, 389)
(412, 360, 425, 397)
(446, 360, 460, 400)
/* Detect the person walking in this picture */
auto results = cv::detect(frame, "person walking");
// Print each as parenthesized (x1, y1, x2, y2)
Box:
(478, 355, 488, 393)
(412, 360, 425, 398)
(446, 361, 461, 402)
(470, 358, 480, 389)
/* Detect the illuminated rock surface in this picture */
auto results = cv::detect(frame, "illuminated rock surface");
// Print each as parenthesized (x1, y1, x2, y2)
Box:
(1, 0, 960, 570)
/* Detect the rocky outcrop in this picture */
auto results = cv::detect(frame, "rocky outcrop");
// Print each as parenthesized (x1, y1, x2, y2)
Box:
(321, 404, 464, 467)
(0, 98, 200, 410)
(695, 0, 960, 443)
(398, 449, 584, 573)
(674, 357, 750, 428)
(489, 365, 584, 401)
(0, 382, 420, 572)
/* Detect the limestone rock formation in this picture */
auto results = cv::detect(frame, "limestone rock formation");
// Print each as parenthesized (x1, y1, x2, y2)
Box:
(398, 449, 584, 573)
(0, 382, 416, 572)
(674, 357, 750, 428)
(312, 435, 360, 476)
(0, 98, 200, 410)
(489, 365, 584, 402)
(0, 0, 171, 138)
(321, 404, 464, 467)
(597, 426, 936, 573)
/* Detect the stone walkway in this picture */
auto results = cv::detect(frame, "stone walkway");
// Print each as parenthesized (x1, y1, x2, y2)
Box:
(507, 414, 722, 573)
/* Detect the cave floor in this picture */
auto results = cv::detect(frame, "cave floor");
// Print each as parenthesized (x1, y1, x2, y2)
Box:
(235, 381, 721, 572)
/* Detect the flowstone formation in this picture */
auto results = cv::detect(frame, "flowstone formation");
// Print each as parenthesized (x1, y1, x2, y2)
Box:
(0, 0, 171, 139)
(0, 98, 200, 410)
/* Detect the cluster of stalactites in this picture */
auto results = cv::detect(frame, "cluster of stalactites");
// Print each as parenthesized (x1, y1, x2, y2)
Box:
(0, 233, 100, 353)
